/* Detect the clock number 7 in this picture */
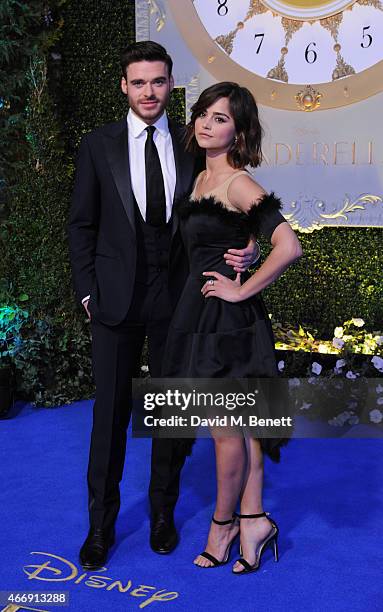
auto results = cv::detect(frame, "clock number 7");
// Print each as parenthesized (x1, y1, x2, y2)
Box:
(361, 26, 372, 49)
(254, 33, 264, 54)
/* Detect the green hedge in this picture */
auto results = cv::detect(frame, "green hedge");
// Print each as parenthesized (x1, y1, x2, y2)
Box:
(262, 226, 382, 338)
(2, 46, 94, 405)
(0, 0, 46, 186)
(60, 0, 135, 148)
(1, 0, 138, 405)
(60, 1, 185, 147)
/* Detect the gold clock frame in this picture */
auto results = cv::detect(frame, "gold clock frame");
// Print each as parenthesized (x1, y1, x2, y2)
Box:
(167, 0, 383, 111)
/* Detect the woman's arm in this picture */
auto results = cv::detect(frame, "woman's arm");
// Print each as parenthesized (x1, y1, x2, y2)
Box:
(202, 175, 302, 302)
(238, 222, 302, 300)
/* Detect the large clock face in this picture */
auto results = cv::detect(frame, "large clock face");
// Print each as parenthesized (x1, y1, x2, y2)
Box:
(168, 0, 383, 110)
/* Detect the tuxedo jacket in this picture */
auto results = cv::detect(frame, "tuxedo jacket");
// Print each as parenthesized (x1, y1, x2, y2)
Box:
(68, 117, 198, 326)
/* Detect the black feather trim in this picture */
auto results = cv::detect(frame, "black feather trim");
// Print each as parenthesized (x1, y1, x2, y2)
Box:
(246, 191, 283, 236)
(175, 195, 246, 227)
(175, 191, 283, 235)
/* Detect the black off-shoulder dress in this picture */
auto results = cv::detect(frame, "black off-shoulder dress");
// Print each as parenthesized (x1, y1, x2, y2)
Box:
(162, 171, 290, 461)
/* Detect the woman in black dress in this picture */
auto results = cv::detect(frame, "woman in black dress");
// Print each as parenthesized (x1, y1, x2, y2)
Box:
(162, 82, 302, 573)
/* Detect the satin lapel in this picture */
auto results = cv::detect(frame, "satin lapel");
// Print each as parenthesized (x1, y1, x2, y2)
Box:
(103, 119, 136, 237)
(169, 121, 194, 239)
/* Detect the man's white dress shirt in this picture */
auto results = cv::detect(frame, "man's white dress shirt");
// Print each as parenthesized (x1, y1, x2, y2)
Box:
(127, 109, 176, 223)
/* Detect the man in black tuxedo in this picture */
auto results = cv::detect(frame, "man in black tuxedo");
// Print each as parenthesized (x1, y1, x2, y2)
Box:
(68, 41, 257, 570)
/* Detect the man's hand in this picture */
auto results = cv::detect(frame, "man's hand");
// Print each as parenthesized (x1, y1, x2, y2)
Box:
(83, 299, 91, 320)
(224, 237, 260, 272)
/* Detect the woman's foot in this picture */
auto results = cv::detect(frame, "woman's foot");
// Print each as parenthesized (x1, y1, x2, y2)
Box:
(194, 518, 240, 567)
(232, 515, 275, 573)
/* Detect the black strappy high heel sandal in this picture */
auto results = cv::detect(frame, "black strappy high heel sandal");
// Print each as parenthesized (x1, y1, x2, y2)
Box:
(195, 514, 239, 568)
(232, 511, 279, 574)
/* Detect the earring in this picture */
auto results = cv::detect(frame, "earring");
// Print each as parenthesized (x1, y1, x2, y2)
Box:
(234, 135, 238, 144)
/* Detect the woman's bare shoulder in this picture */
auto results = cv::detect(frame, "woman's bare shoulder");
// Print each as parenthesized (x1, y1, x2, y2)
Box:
(227, 173, 267, 213)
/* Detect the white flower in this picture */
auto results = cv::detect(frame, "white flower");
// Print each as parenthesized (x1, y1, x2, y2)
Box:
(352, 318, 365, 327)
(311, 362, 322, 375)
(278, 360, 285, 372)
(334, 327, 344, 338)
(288, 377, 301, 388)
(369, 409, 383, 424)
(371, 356, 383, 372)
(307, 376, 317, 384)
(332, 338, 345, 350)
(345, 370, 358, 380)
(377, 396, 383, 406)
(300, 402, 312, 410)
(376, 384, 383, 394)
(318, 344, 329, 354)
(375, 336, 383, 346)
(336, 359, 346, 369)
(141, 365, 149, 372)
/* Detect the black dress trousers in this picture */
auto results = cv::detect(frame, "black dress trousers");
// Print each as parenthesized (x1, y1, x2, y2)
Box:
(87, 205, 188, 531)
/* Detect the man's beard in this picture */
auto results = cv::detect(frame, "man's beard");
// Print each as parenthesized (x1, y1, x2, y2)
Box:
(129, 92, 171, 122)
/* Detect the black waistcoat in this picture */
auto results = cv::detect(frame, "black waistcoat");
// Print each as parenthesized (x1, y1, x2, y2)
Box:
(133, 199, 172, 286)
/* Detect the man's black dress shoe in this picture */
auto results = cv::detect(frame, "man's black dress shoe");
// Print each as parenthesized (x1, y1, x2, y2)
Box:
(150, 511, 178, 554)
(79, 527, 115, 570)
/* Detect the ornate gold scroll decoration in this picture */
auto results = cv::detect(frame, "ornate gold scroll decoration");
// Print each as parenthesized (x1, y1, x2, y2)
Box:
(266, 17, 303, 83)
(320, 12, 343, 40)
(320, 194, 382, 220)
(284, 194, 383, 232)
(332, 51, 356, 80)
(246, 0, 269, 20)
(357, 0, 383, 9)
(215, 29, 237, 55)
(149, 0, 166, 32)
(281, 16, 303, 45)
(267, 57, 288, 82)
(295, 85, 323, 111)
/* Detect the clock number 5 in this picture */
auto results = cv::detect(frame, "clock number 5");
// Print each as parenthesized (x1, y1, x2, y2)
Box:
(305, 42, 317, 64)
(217, 0, 228, 16)
(361, 26, 372, 49)
(254, 33, 264, 54)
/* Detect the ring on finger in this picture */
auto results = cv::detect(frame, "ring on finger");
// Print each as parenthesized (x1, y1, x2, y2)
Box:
(208, 279, 214, 286)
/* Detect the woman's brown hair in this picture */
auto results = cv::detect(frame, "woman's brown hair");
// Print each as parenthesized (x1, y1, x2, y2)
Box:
(185, 82, 263, 168)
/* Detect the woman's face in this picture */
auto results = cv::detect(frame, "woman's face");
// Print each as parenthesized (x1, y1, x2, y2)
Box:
(194, 97, 236, 153)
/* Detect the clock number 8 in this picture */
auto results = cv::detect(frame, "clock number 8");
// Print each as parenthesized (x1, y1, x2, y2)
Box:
(217, 0, 228, 16)
(361, 26, 372, 49)
(305, 42, 317, 64)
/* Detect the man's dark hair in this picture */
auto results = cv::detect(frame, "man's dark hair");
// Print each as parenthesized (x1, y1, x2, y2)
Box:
(185, 82, 263, 168)
(121, 41, 173, 78)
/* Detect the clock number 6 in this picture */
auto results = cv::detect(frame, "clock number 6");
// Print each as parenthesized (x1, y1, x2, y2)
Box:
(305, 42, 317, 64)
(361, 26, 372, 49)
(217, 0, 228, 16)
(254, 33, 264, 54)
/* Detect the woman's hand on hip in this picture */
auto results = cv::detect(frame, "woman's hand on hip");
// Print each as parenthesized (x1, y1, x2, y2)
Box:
(201, 271, 242, 303)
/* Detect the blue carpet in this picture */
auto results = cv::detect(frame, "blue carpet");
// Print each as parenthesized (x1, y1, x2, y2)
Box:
(1, 400, 382, 612)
